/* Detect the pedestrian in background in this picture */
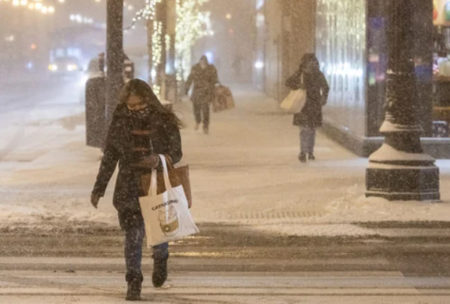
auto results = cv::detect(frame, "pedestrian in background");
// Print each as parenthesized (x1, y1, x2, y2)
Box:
(185, 55, 219, 134)
(85, 53, 106, 149)
(91, 79, 183, 301)
(286, 53, 329, 163)
(123, 54, 135, 83)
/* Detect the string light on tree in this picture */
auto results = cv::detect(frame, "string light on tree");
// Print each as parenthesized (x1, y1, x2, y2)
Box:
(152, 19, 163, 97)
(175, 0, 213, 81)
(126, 0, 161, 30)
(123, 0, 212, 97)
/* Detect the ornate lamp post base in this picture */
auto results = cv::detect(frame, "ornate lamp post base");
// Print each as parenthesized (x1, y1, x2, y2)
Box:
(367, 132, 440, 201)
(366, 132, 440, 201)
(366, 166, 440, 201)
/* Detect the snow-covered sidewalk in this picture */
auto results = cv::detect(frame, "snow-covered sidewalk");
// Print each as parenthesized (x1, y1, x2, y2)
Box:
(1, 85, 450, 236)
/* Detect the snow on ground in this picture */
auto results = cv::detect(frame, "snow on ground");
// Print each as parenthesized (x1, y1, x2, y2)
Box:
(1, 84, 450, 236)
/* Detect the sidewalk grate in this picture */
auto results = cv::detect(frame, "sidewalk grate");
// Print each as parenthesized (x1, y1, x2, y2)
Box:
(217, 211, 325, 220)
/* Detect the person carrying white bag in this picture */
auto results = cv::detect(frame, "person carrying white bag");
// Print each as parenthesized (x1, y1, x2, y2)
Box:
(285, 53, 329, 163)
(140, 155, 199, 248)
(280, 74, 307, 114)
(91, 79, 184, 301)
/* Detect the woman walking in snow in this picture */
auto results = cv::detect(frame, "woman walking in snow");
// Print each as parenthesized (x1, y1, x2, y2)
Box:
(286, 53, 329, 163)
(91, 79, 183, 300)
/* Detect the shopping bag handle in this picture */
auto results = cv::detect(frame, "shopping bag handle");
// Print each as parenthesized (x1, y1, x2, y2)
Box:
(165, 155, 175, 170)
(149, 168, 157, 196)
(148, 155, 175, 196)
(158, 154, 173, 191)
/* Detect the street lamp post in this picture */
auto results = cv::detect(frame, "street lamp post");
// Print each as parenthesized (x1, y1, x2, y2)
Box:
(366, 0, 440, 201)
(106, 0, 124, 127)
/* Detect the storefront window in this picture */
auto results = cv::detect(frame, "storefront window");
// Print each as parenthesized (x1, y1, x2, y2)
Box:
(368, 0, 434, 137)
(316, 0, 367, 139)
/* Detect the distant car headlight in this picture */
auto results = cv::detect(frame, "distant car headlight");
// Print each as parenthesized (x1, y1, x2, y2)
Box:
(48, 64, 58, 71)
(67, 64, 78, 71)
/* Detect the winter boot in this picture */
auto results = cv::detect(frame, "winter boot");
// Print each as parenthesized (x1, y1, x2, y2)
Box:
(125, 274, 143, 301)
(308, 154, 315, 161)
(152, 254, 168, 288)
(299, 153, 307, 163)
(195, 123, 200, 131)
(203, 126, 209, 135)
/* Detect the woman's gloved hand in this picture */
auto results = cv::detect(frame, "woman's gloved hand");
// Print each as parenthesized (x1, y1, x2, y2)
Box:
(141, 153, 160, 169)
(91, 193, 101, 209)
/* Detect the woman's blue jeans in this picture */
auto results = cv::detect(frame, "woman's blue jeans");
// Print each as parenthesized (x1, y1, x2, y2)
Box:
(300, 127, 316, 154)
(122, 212, 168, 281)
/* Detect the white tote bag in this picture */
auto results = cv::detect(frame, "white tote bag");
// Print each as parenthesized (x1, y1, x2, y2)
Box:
(139, 155, 199, 247)
(280, 74, 307, 114)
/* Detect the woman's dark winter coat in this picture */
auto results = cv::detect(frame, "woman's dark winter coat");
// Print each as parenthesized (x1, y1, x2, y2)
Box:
(286, 69, 330, 128)
(92, 103, 182, 216)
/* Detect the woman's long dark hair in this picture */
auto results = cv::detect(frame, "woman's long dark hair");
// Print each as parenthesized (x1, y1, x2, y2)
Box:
(119, 79, 183, 128)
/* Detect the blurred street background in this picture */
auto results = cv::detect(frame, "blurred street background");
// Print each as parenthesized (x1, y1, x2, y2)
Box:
(2, 0, 450, 303)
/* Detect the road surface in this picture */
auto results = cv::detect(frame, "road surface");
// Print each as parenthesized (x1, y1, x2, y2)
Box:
(0, 223, 450, 303)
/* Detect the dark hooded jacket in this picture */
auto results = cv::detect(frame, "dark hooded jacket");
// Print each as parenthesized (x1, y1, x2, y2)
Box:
(92, 103, 182, 214)
(185, 63, 218, 104)
(286, 69, 329, 128)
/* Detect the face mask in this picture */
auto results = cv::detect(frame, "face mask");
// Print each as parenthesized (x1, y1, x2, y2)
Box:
(128, 106, 151, 120)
